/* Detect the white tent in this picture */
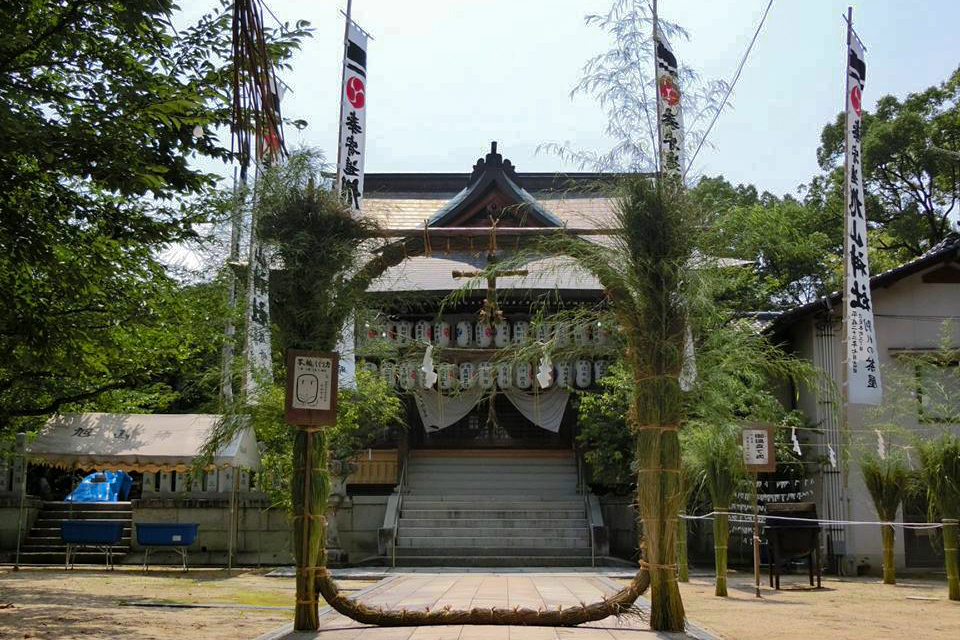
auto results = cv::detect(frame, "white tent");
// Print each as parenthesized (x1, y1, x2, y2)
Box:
(27, 413, 260, 472)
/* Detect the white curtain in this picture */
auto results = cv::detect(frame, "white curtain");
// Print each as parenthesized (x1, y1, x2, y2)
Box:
(503, 386, 570, 433)
(413, 385, 485, 431)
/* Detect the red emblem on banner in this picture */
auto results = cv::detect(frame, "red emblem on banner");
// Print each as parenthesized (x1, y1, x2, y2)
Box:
(850, 85, 862, 116)
(659, 76, 681, 106)
(346, 76, 365, 109)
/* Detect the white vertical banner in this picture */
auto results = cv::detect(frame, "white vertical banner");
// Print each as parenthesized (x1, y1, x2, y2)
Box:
(337, 21, 368, 214)
(843, 23, 882, 405)
(336, 315, 356, 388)
(655, 34, 684, 178)
(243, 218, 273, 399)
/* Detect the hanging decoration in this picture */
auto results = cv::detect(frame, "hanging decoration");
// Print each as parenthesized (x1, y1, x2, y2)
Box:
(843, 17, 882, 405)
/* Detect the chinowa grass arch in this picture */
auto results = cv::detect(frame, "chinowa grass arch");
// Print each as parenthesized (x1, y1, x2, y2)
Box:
(287, 177, 691, 632)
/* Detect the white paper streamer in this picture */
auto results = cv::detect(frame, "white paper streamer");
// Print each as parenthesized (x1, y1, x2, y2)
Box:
(828, 443, 837, 468)
(420, 345, 438, 388)
(875, 429, 886, 459)
(791, 427, 802, 456)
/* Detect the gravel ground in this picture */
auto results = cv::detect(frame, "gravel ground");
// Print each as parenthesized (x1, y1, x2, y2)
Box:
(623, 570, 960, 640)
(0, 566, 371, 640)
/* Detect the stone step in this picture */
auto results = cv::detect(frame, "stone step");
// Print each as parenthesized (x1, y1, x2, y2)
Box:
(393, 555, 593, 567)
(396, 535, 590, 548)
(397, 527, 587, 538)
(397, 518, 588, 529)
(401, 497, 583, 508)
(41, 501, 133, 509)
(401, 508, 585, 520)
(14, 551, 129, 565)
(394, 546, 591, 557)
(20, 544, 130, 553)
(38, 511, 132, 520)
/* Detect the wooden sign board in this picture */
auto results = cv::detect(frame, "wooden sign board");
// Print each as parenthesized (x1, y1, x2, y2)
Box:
(284, 350, 339, 427)
(741, 422, 777, 473)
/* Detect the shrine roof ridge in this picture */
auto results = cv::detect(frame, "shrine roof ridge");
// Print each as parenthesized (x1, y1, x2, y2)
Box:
(364, 171, 619, 195)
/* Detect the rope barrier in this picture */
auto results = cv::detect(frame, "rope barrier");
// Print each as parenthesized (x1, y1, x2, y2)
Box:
(680, 510, 946, 530)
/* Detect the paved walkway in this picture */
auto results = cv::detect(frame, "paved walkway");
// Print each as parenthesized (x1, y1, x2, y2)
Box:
(254, 573, 720, 640)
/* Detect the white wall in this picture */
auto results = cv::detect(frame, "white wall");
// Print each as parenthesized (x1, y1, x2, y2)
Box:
(787, 264, 960, 572)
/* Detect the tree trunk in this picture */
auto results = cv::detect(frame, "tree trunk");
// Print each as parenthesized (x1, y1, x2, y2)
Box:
(881, 524, 896, 585)
(678, 512, 689, 582)
(945, 519, 959, 601)
(713, 510, 729, 597)
(292, 430, 330, 630)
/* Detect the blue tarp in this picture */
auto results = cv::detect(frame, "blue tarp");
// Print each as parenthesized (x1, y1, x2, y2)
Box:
(65, 470, 132, 502)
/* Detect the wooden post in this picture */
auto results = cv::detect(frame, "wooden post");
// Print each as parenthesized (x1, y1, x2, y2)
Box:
(753, 472, 761, 598)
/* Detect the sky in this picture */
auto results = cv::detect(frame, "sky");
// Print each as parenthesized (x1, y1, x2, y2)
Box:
(181, 0, 960, 198)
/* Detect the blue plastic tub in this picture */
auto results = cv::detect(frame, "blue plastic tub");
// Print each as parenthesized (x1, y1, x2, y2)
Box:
(135, 523, 199, 547)
(60, 520, 125, 545)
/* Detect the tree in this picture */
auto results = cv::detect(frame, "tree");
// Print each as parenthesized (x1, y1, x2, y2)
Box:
(0, 0, 309, 431)
(814, 67, 960, 263)
(691, 176, 842, 310)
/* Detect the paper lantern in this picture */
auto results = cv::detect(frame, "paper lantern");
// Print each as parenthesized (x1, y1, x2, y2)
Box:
(478, 361, 494, 389)
(455, 320, 472, 347)
(380, 362, 396, 388)
(535, 322, 553, 343)
(434, 320, 451, 347)
(593, 359, 609, 381)
(494, 321, 510, 348)
(459, 362, 475, 388)
(555, 361, 572, 388)
(361, 361, 378, 374)
(363, 323, 382, 344)
(398, 361, 416, 390)
(439, 363, 457, 390)
(396, 321, 413, 345)
(554, 322, 570, 347)
(496, 362, 512, 388)
(414, 320, 432, 343)
(512, 320, 530, 344)
(575, 359, 592, 388)
(384, 321, 398, 344)
(573, 323, 591, 346)
(475, 321, 494, 348)
(593, 321, 608, 345)
(515, 362, 532, 389)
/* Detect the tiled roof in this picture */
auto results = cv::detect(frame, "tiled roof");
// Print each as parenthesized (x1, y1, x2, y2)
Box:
(363, 193, 616, 230)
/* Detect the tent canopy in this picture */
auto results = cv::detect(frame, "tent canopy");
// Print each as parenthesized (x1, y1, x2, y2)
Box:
(27, 413, 260, 472)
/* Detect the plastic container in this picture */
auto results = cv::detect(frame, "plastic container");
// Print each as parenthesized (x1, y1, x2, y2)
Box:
(61, 520, 125, 544)
(135, 523, 199, 546)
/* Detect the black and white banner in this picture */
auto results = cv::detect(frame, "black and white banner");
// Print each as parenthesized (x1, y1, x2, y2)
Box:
(337, 21, 368, 214)
(843, 31, 882, 405)
(655, 35, 684, 178)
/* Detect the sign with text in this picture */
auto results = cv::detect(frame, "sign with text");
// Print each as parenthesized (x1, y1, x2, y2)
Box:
(284, 350, 339, 426)
(741, 423, 777, 472)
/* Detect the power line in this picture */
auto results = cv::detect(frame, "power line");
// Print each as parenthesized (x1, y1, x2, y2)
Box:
(683, 0, 774, 179)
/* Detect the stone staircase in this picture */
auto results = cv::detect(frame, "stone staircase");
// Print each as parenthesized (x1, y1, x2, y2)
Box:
(393, 452, 593, 566)
(17, 501, 132, 566)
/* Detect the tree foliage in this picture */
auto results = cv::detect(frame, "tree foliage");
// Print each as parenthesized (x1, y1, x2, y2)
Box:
(815, 66, 960, 262)
(0, 1, 309, 430)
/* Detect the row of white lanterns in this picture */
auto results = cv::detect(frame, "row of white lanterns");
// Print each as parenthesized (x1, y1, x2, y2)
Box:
(361, 359, 609, 391)
(362, 319, 609, 349)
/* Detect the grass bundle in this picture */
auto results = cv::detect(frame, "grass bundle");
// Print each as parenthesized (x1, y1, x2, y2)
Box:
(918, 434, 960, 600)
(860, 451, 909, 584)
(684, 421, 747, 596)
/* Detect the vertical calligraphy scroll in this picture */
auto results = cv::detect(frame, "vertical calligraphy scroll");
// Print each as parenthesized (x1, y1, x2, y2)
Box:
(655, 34, 684, 178)
(336, 21, 368, 215)
(843, 26, 882, 405)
